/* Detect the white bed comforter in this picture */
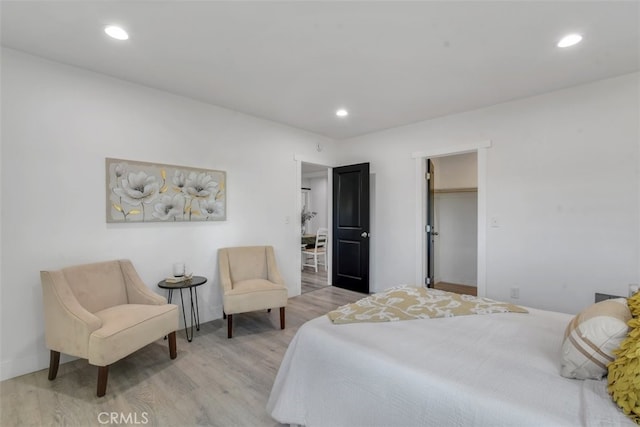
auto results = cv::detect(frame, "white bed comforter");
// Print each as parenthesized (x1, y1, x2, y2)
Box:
(267, 307, 633, 427)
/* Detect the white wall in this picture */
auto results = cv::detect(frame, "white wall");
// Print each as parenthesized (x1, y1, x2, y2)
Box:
(434, 191, 478, 286)
(302, 173, 328, 234)
(337, 72, 640, 314)
(0, 49, 337, 380)
(432, 152, 477, 190)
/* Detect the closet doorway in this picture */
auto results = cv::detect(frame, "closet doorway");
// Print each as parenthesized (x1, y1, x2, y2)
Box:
(427, 152, 478, 296)
(301, 162, 330, 293)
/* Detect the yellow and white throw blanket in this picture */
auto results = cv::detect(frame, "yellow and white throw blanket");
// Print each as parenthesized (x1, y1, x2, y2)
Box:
(328, 285, 528, 324)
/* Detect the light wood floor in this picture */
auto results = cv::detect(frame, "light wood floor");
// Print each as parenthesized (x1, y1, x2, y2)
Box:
(433, 281, 477, 296)
(301, 266, 328, 294)
(0, 286, 363, 427)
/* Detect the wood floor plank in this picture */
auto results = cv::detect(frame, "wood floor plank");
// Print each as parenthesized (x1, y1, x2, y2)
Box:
(433, 281, 477, 296)
(301, 267, 328, 294)
(1, 287, 362, 426)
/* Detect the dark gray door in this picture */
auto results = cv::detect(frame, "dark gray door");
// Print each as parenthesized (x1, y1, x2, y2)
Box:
(332, 163, 370, 294)
(426, 159, 436, 287)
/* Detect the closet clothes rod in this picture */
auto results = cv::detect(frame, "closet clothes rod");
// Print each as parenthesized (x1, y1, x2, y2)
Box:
(433, 187, 477, 194)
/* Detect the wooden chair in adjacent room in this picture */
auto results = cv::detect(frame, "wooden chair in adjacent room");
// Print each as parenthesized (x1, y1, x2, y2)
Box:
(302, 227, 328, 272)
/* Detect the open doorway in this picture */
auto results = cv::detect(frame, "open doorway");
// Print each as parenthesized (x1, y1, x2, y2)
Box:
(427, 153, 478, 296)
(413, 140, 489, 298)
(301, 162, 330, 293)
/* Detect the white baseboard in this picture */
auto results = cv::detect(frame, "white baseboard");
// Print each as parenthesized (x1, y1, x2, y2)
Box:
(0, 351, 76, 382)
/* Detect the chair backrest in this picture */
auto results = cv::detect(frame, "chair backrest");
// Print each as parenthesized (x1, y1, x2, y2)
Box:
(56, 260, 129, 313)
(315, 228, 328, 251)
(221, 246, 270, 283)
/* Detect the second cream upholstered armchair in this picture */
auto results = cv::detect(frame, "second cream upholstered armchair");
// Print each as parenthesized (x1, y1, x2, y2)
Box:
(40, 259, 179, 397)
(218, 246, 288, 338)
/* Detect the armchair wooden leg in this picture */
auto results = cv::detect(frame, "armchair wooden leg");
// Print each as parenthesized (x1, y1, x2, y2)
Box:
(168, 331, 177, 359)
(48, 350, 60, 381)
(97, 365, 109, 397)
(227, 314, 233, 339)
(223, 311, 226, 320)
(280, 307, 286, 330)
(267, 308, 271, 313)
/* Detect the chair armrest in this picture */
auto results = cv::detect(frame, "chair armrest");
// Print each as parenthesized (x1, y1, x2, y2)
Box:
(119, 260, 167, 305)
(40, 270, 102, 358)
(266, 246, 285, 286)
(218, 249, 233, 292)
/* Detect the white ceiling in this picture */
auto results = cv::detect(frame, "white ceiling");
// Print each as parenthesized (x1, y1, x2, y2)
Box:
(1, 1, 638, 140)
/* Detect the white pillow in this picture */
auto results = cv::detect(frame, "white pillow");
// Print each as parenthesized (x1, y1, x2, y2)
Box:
(560, 298, 631, 380)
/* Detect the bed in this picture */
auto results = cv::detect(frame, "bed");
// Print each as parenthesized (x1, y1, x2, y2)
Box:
(266, 288, 634, 427)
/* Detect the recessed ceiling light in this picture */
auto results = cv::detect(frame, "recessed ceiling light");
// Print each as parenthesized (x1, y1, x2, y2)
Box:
(336, 109, 349, 117)
(557, 34, 582, 48)
(104, 25, 129, 41)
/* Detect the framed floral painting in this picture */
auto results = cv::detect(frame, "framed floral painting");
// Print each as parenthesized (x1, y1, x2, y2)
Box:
(106, 158, 226, 223)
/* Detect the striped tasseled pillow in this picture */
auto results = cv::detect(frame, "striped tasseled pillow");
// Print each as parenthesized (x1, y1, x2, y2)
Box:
(560, 298, 631, 380)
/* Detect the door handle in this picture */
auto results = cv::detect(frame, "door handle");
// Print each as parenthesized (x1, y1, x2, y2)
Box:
(361, 232, 370, 238)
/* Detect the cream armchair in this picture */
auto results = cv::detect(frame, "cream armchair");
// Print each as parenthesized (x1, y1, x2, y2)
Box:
(218, 246, 288, 338)
(40, 259, 179, 397)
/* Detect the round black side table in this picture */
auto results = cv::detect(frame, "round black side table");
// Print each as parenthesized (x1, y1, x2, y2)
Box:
(158, 276, 207, 342)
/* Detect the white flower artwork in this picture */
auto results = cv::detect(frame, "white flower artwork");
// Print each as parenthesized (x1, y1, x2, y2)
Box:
(152, 193, 186, 221)
(106, 158, 226, 223)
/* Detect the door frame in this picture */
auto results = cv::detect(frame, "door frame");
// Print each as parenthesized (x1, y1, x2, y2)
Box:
(411, 140, 491, 297)
(295, 154, 334, 289)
